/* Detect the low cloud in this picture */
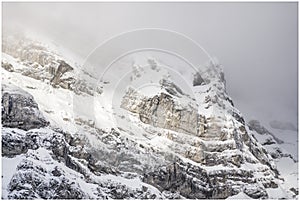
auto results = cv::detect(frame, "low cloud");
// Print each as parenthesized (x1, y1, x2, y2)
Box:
(2, 2, 298, 125)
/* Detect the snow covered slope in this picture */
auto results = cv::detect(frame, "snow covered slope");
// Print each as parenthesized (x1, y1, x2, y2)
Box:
(1, 32, 298, 199)
(248, 119, 298, 197)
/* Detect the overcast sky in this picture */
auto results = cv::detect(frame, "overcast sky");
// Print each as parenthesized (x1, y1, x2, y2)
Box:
(2, 2, 298, 126)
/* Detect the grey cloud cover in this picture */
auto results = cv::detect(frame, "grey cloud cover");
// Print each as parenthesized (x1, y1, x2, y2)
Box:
(2, 2, 298, 126)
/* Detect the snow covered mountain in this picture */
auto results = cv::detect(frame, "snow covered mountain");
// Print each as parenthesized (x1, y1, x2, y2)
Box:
(1, 33, 298, 199)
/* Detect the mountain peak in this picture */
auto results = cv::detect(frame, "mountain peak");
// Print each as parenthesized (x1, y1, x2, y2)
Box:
(1, 34, 298, 199)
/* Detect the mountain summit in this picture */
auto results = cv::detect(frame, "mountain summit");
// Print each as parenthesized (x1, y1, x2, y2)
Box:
(1, 33, 298, 199)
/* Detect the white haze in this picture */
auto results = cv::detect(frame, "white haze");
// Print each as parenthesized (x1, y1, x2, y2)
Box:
(2, 2, 298, 127)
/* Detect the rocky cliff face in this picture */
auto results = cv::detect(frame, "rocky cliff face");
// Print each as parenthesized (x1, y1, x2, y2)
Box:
(1, 34, 298, 199)
(2, 34, 101, 96)
(247, 119, 298, 198)
(121, 87, 201, 136)
(2, 84, 49, 130)
(2, 86, 164, 199)
(119, 63, 283, 199)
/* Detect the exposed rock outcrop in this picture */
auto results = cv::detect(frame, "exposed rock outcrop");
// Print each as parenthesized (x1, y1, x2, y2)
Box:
(2, 61, 14, 72)
(143, 160, 271, 199)
(2, 33, 296, 199)
(50, 60, 74, 89)
(121, 88, 201, 136)
(120, 65, 281, 199)
(2, 34, 101, 96)
(2, 84, 49, 130)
